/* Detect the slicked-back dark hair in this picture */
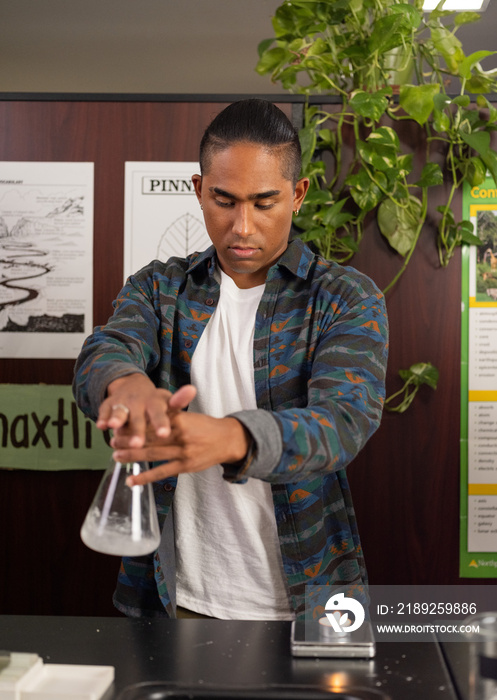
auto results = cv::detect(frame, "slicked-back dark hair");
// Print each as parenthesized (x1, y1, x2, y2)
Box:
(199, 99, 302, 187)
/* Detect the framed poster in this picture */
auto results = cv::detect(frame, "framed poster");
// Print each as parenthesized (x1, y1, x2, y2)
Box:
(0, 162, 94, 359)
(124, 162, 210, 279)
(461, 177, 497, 576)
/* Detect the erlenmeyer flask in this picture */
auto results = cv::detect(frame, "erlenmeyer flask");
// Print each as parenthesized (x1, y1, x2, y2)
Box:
(80, 460, 160, 556)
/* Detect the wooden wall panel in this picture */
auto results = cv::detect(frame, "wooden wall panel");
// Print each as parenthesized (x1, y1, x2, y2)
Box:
(350, 218, 464, 586)
(0, 100, 232, 615)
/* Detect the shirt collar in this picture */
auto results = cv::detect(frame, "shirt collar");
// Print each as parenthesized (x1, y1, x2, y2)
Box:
(186, 245, 217, 276)
(272, 237, 314, 280)
(185, 237, 314, 280)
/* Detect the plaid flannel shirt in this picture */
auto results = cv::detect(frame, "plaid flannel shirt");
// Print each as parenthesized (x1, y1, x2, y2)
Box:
(73, 237, 388, 618)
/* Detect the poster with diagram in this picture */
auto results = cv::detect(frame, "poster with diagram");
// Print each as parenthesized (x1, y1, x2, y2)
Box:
(124, 162, 211, 279)
(461, 177, 497, 577)
(0, 162, 94, 359)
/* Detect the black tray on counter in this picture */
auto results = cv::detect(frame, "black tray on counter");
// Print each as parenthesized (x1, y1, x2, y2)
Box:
(116, 682, 389, 700)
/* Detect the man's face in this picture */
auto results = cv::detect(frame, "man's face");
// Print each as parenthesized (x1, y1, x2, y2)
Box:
(192, 142, 308, 289)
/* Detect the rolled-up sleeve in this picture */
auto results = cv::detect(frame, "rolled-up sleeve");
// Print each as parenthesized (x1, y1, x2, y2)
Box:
(225, 279, 388, 484)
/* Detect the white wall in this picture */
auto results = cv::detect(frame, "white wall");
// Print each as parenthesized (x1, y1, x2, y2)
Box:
(0, 0, 493, 95)
(0, 0, 286, 94)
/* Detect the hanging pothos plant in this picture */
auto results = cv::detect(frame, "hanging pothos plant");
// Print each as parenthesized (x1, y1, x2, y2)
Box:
(256, 0, 496, 412)
(256, 0, 497, 293)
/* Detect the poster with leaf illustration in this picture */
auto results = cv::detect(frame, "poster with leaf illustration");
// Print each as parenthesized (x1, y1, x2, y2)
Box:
(124, 162, 210, 279)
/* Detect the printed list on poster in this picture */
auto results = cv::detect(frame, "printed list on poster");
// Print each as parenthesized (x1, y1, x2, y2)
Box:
(467, 222, 497, 552)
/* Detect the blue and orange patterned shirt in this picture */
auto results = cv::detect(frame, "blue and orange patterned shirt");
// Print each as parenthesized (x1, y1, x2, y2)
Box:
(73, 237, 389, 619)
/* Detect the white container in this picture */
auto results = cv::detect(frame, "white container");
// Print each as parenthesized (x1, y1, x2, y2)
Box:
(0, 653, 43, 700)
(0, 653, 114, 700)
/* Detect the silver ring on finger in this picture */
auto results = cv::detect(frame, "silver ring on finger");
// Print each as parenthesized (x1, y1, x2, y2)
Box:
(112, 403, 130, 416)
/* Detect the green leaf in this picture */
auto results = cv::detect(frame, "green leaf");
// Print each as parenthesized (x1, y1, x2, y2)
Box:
(433, 93, 451, 111)
(367, 126, 399, 150)
(480, 150, 497, 189)
(460, 227, 481, 246)
(431, 26, 464, 73)
(416, 162, 444, 188)
(272, 3, 315, 37)
(346, 169, 383, 212)
(304, 105, 320, 123)
(302, 160, 327, 180)
(459, 129, 490, 157)
(321, 198, 354, 228)
(399, 362, 439, 390)
(337, 235, 359, 254)
(306, 37, 329, 56)
(476, 96, 497, 125)
(389, 3, 421, 29)
(377, 196, 422, 256)
(255, 46, 291, 76)
(399, 84, 440, 125)
(462, 110, 485, 130)
(452, 95, 471, 107)
(358, 141, 398, 172)
(369, 14, 410, 54)
(278, 67, 299, 90)
(433, 109, 451, 133)
(397, 154, 413, 178)
(299, 125, 317, 172)
(455, 11, 483, 26)
(466, 72, 497, 94)
(301, 226, 327, 243)
(288, 37, 308, 54)
(429, 11, 457, 25)
(437, 204, 455, 225)
(459, 51, 496, 80)
(257, 38, 275, 58)
(303, 188, 334, 205)
(437, 209, 481, 253)
(428, 1, 453, 20)
(374, 170, 390, 192)
(339, 44, 370, 62)
(465, 157, 487, 187)
(318, 128, 335, 149)
(386, 361, 439, 412)
(349, 89, 391, 122)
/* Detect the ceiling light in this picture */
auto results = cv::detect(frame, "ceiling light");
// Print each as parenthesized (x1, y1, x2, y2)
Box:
(423, 0, 489, 9)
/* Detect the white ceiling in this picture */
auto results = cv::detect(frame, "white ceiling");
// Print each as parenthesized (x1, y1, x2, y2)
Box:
(0, 0, 495, 95)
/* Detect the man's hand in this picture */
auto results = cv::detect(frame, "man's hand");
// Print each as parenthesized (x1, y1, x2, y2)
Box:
(96, 373, 196, 448)
(112, 412, 251, 486)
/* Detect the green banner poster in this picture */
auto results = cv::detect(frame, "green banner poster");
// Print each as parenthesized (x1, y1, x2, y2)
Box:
(460, 178, 497, 577)
(0, 384, 112, 471)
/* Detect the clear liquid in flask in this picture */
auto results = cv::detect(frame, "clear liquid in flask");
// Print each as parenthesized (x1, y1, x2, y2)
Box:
(81, 460, 160, 556)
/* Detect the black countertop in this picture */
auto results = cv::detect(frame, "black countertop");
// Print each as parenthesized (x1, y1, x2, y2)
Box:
(0, 615, 459, 700)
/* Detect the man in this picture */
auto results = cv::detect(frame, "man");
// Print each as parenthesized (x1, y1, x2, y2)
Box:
(73, 99, 388, 620)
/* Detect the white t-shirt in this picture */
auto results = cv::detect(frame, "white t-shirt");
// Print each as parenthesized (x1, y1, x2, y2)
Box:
(173, 268, 293, 620)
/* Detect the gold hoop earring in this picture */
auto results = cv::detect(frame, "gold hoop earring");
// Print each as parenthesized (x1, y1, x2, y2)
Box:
(294, 209, 300, 216)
